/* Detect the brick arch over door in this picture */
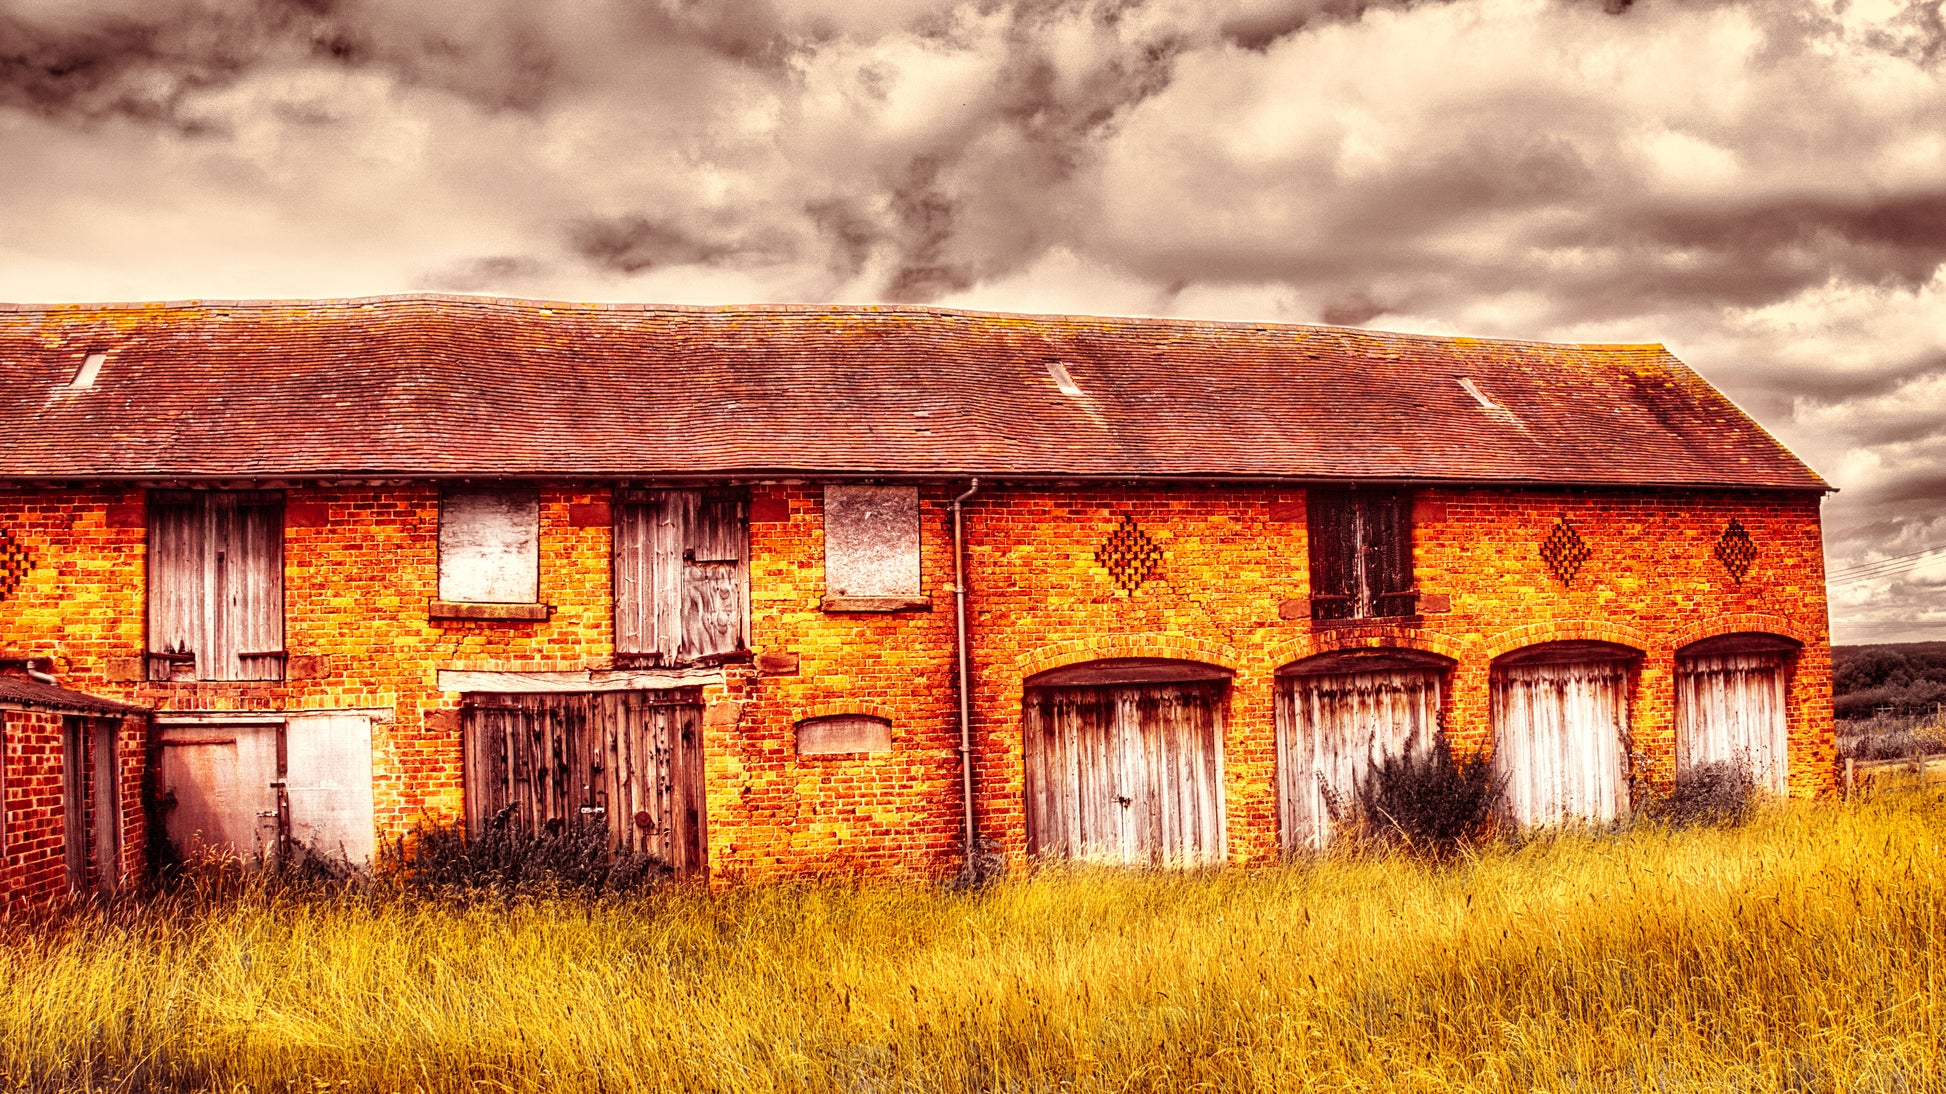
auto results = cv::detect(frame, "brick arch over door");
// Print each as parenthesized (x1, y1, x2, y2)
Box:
(1671, 613, 1812, 650)
(1272, 647, 1457, 851)
(1490, 639, 1644, 827)
(1021, 656, 1231, 866)
(1482, 621, 1652, 663)
(1264, 630, 1467, 676)
(1014, 634, 1243, 683)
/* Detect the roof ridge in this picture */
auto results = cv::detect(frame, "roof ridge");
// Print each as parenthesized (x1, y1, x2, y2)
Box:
(0, 293, 1667, 352)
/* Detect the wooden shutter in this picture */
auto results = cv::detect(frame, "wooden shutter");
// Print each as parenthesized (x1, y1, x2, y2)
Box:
(147, 494, 205, 680)
(616, 489, 747, 665)
(1363, 491, 1416, 617)
(228, 493, 285, 681)
(1306, 491, 1359, 620)
(147, 491, 283, 681)
(615, 491, 687, 664)
(683, 491, 747, 660)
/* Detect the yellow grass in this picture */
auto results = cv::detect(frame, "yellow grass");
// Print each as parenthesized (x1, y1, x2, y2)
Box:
(5, 788, 1944, 1093)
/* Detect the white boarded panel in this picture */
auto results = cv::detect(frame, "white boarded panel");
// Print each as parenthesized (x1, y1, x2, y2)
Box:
(1277, 669, 1441, 851)
(439, 489, 540, 603)
(1676, 652, 1790, 794)
(1492, 660, 1628, 826)
(160, 723, 280, 860)
(285, 713, 376, 864)
(1024, 682, 1224, 866)
(824, 485, 920, 597)
(797, 714, 893, 755)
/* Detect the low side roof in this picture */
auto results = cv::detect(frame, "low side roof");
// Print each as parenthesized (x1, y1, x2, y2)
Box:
(0, 676, 147, 716)
(0, 295, 1826, 490)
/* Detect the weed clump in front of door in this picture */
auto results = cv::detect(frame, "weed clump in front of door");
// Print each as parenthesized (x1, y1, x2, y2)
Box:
(1355, 731, 1504, 856)
(380, 806, 671, 899)
(1639, 758, 1759, 830)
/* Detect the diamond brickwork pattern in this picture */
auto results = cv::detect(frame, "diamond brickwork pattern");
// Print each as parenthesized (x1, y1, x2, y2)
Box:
(0, 526, 32, 600)
(1096, 515, 1164, 594)
(1540, 518, 1591, 586)
(1716, 518, 1757, 584)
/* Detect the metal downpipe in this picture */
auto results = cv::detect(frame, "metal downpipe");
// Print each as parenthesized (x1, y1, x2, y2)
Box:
(952, 478, 982, 869)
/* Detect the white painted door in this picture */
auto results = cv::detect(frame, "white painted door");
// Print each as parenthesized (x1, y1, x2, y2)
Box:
(1023, 682, 1226, 866)
(160, 723, 282, 861)
(285, 713, 377, 863)
(1492, 661, 1629, 826)
(1277, 669, 1441, 851)
(1676, 652, 1789, 794)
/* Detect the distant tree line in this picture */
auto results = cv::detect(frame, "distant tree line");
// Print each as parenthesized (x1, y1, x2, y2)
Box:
(1832, 642, 1946, 720)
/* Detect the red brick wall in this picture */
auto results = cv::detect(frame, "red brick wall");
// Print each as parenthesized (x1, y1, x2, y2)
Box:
(0, 481, 1833, 884)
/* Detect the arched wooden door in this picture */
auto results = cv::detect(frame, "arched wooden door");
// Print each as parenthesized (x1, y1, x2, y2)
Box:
(1676, 634, 1797, 794)
(1022, 659, 1228, 866)
(1491, 642, 1638, 826)
(1275, 649, 1451, 851)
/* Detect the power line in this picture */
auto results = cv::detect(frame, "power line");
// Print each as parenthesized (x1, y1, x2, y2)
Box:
(1829, 545, 1946, 581)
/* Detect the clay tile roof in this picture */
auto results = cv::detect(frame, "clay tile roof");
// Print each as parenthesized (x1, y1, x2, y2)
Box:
(0, 294, 1826, 490)
(0, 675, 147, 716)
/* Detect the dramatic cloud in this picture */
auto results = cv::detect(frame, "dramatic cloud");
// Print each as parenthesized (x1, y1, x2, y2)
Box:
(3, 0, 1944, 639)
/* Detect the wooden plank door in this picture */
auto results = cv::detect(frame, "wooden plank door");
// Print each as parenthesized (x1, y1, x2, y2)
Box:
(1491, 661, 1629, 826)
(461, 690, 708, 874)
(1024, 681, 1226, 866)
(159, 723, 283, 861)
(61, 717, 88, 893)
(1276, 669, 1441, 851)
(1676, 651, 1789, 794)
(89, 718, 121, 893)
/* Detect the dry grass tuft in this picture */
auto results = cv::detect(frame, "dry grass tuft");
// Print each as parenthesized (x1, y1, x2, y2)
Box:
(4, 788, 1943, 1093)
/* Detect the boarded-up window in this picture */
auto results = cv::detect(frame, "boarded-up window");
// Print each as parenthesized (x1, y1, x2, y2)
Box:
(439, 489, 540, 603)
(147, 491, 285, 681)
(824, 485, 921, 597)
(1307, 490, 1414, 620)
(614, 489, 749, 665)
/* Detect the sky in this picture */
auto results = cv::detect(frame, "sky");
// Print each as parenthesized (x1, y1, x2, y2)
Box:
(3, 0, 1944, 643)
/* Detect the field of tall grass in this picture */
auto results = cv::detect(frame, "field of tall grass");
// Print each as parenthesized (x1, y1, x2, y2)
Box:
(5, 786, 1943, 1093)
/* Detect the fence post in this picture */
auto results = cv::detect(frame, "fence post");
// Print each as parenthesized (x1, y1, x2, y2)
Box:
(1845, 757, 1855, 801)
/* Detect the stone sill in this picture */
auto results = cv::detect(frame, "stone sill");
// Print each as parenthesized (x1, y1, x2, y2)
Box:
(429, 600, 552, 622)
(1311, 615, 1427, 630)
(821, 595, 932, 613)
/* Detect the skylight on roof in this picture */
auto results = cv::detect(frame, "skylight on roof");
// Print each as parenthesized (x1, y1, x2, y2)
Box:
(1045, 360, 1085, 397)
(70, 352, 107, 390)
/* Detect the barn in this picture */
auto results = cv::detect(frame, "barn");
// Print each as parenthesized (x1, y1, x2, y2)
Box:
(0, 295, 1833, 897)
